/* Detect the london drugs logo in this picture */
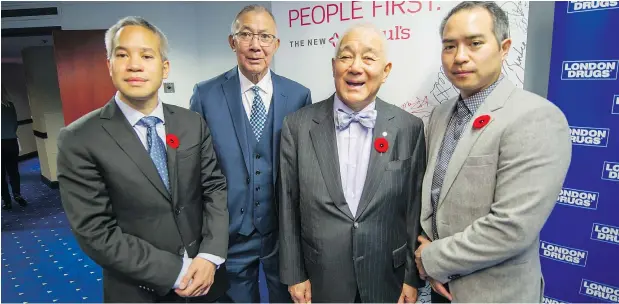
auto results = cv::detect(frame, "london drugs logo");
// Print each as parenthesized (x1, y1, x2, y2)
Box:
(602, 161, 619, 182)
(542, 296, 567, 304)
(579, 279, 619, 302)
(557, 187, 599, 210)
(568, 1, 619, 13)
(539, 241, 588, 267)
(570, 126, 610, 147)
(591, 223, 619, 245)
(612, 95, 619, 115)
(562, 60, 619, 80)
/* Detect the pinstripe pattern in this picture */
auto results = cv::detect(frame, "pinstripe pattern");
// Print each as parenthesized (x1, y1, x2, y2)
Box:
(279, 95, 427, 302)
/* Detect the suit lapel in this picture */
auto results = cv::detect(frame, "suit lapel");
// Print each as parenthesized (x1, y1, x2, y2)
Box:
(423, 99, 457, 208)
(355, 99, 395, 219)
(100, 99, 171, 201)
(163, 105, 179, 208)
(438, 80, 516, 207)
(309, 96, 353, 220)
(222, 68, 250, 175)
(271, 72, 288, 184)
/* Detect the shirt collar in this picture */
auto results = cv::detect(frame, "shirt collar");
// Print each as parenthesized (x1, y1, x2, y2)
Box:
(238, 67, 273, 95)
(458, 74, 504, 115)
(114, 91, 165, 127)
(333, 94, 376, 115)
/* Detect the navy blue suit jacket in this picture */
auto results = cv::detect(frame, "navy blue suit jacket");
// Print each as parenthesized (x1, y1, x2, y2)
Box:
(190, 67, 312, 236)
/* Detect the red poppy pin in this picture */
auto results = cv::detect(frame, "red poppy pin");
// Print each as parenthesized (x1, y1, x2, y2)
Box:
(473, 115, 491, 129)
(166, 134, 179, 149)
(374, 137, 389, 153)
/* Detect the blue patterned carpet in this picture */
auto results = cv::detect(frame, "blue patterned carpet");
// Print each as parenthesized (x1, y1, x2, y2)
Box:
(1, 158, 103, 303)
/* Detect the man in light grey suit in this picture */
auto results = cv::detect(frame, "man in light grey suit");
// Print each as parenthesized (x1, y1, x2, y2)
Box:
(279, 24, 426, 303)
(415, 2, 572, 302)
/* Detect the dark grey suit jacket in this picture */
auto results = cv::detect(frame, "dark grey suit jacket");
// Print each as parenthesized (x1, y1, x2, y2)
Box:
(279, 95, 426, 302)
(57, 99, 229, 302)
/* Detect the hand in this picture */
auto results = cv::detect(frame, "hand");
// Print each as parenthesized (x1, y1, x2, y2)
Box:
(175, 258, 216, 297)
(415, 235, 431, 280)
(397, 283, 418, 303)
(429, 277, 453, 301)
(288, 280, 312, 303)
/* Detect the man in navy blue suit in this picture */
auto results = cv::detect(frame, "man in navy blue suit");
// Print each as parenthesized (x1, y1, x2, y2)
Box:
(189, 5, 311, 303)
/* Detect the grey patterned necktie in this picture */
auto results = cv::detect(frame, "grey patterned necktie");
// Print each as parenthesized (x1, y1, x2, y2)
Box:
(430, 101, 471, 239)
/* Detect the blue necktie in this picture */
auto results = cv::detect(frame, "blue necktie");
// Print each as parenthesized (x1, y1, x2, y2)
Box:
(249, 86, 267, 142)
(137, 116, 170, 192)
(336, 108, 378, 130)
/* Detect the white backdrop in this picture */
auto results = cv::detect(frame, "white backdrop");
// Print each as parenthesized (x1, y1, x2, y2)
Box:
(273, 1, 529, 124)
(271, 1, 529, 302)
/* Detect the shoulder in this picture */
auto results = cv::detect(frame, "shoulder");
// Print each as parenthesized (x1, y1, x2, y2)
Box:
(272, 72, 310, 94)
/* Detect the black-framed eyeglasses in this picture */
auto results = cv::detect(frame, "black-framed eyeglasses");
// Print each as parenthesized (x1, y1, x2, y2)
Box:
(234, 32, 277, 45)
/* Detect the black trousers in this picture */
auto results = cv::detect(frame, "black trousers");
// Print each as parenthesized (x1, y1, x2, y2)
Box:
(1, 138, 21, 201)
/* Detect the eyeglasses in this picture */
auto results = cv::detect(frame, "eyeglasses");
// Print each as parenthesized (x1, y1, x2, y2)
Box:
(234, 32, 277, 45)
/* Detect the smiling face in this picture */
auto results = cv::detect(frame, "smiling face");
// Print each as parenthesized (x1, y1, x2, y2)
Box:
(228, 10, 280, 84)
(107, 25, 169, 105)
(441, 7, 511, 98)
(332, 27, 392, 112)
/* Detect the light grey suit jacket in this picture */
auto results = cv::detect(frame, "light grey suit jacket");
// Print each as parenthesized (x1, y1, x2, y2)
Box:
(279, 95, 427, 302)
(420, 80, 571, 302)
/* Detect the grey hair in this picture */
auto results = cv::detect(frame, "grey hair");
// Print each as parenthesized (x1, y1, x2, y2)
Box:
(334, 23, 390, 62)
(230, 5, 278, 36)
(105, 16, 169, 61)
(439, 1, 510, 45)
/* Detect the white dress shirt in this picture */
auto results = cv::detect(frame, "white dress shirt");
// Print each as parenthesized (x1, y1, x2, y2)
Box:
(238, 67, 273, 118)
(333, 95, 375, 217)
(114, 93, 224, 289)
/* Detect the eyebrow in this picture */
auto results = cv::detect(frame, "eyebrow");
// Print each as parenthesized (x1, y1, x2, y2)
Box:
(442, 34, 486, 43)
(338, 45, 381, 56)
(114, 46, 156, 53)
(238, 26, 271, 34)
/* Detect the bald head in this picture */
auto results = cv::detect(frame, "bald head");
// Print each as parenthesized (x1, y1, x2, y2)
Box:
(335, 23, 389, 63)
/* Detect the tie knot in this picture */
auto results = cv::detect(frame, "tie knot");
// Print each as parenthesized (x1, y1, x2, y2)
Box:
(455, 101, 470, 118)
(137, 116, 162, 128)
(251, 86, 260, 94)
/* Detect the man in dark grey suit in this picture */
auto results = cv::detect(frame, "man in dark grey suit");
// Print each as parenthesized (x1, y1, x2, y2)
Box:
(57, 17, 229, 302)
(279, 24, 426, 303)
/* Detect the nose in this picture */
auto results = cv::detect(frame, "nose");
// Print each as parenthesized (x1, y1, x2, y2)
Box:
(454, 45, 470, 64)
(249, 35, 262, 52)
(127, 55, 144, 71)
(348, 56, 363, 74)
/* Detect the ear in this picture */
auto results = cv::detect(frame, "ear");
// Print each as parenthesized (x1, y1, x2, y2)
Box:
(272, 38, 280, 54)
(500, 38, 512, 61)
(381, 61, 393, 84)
(228, 35, 236, 52)
(332, 58, 336, 78)
(107, 59, 113, 77)
(162, 59, 170, 79)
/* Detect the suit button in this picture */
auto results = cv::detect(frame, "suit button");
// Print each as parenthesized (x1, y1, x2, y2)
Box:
(178, 247, 185, 256)
(256, 170, 261, 175)
(246, 178, 250, 184)
(255, 154, 261, 159)
(241, 208, 245, 214)
(255, 186, 261, 191)
(175, 208, 181, 215)
(255, 201, 260, 206)
(353, 222, 359, 229)
(448, 274, 461, 280)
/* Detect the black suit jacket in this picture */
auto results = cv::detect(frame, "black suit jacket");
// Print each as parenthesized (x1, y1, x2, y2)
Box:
(57, 99, 229, 302)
